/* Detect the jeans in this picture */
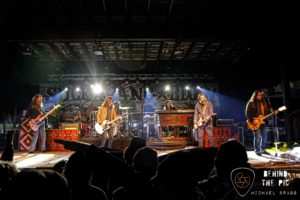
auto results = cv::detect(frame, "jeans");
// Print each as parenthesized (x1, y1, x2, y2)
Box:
(100, 122, 116, 149)
(29, 122, 46, 152)
(253, 125, 267, 152)
(198, 124, 214, 147)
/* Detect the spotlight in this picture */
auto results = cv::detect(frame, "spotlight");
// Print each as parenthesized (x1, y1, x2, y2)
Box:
(133, 123, 138, 128)
(146, 87, 149, 92)
(91, 84, 102, 94)
(196, 86, 201, 90)
(76, 87, 80, 92)
(165, 85, 170, 91)
(64, 87, 68, 91)
(116, 88, 119, 91)
(185, 86, 190, 90)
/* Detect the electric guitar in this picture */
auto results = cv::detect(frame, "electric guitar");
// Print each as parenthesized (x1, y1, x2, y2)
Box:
(198, 113, 216, 127)
(28, 104, 61, 132)
(95, 114, 126, 135)
(246, 105, 286, 131)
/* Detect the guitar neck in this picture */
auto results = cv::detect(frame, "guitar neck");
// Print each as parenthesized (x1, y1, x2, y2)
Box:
(108, 116, 122, 125)
(262, 110, 277, 120)
(39, 107, 59, 121)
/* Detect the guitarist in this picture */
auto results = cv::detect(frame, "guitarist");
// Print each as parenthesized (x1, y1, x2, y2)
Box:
(25, 94, 47, 153)
(96, 96, 117, 149)
(193, 93, 215, 147)
(245, 90, 276, 155)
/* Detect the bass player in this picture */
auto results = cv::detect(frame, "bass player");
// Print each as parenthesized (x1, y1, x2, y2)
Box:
(26, 94, 47, 153)
(245, 90, 278, 155)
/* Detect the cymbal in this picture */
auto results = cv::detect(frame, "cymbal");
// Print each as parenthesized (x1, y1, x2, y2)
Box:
(120, 107, 132, 110)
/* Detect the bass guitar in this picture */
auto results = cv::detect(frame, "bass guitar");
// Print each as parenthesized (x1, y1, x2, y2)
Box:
(246, 105, 286, 131)
(95, 114, 126, 135)
(28, 104, 61, 132)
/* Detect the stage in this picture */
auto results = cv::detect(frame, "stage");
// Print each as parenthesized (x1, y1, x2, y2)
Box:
(5, 147, 300, 171)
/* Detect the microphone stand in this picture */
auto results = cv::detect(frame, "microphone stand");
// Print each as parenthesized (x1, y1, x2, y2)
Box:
(141, 89, 145, 139)
(264, 91, 279, 157)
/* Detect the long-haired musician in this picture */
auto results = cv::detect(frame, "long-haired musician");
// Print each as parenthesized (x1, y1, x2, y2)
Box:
(26, 94, 46, 153)
(245, 90, 274, 155)
(96, 96, 117, 149)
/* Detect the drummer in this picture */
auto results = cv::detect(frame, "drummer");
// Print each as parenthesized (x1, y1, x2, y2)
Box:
(113, 100, 122, 116)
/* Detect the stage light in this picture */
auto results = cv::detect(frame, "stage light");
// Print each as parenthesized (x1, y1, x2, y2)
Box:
(75, 87, 80, 92)
(185, 86, 190, 90)
(64, 87, 68, 91)
(146, 87, 149, 92)
(196, 86, 201, 90)
(113, 88, 119, 101)
(93, 43, 104, 56)
(21, 47, 34, 56)
(91, 84, 102, 94)
(165, 85, 170, 91)
(133, 123, 138, 128)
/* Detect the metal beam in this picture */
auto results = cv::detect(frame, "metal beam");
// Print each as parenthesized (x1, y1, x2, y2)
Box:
(47, 73, 215, 82)
(65, 42, 82, 64)
(79, 0, 92, 23)
(48, 42, 69, 71)
(101, 0, 111, 21)
(113, 42, 120, 60)
(168, 0, 174, 18)
(144, 42, 148, 61)
(179, 42, 195, 67)
(146, 0, 151, 21)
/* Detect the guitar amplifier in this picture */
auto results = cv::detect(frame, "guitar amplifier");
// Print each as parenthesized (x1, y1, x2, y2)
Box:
(60, 123, 81, 130)
(216, 119, 234, 127)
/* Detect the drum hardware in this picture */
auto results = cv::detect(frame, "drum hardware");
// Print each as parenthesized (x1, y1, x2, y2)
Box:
(89, 111, 98, 137)
(120, 106, 132, 110)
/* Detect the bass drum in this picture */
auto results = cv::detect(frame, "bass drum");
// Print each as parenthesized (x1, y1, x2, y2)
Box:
(81, 123, 90, 137)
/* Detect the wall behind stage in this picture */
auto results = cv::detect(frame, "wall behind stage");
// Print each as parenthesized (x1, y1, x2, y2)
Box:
(39, 79, 220, 125)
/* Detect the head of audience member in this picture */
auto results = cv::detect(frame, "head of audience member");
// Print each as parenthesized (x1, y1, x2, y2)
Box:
(2, 169, 71, 200)
(214, 139, 250, 179)
(132, 147, 158, 179)
(155, 150, 199, 190)
(63, 151, 92, 187)
(0, 161, 19, 192)
(123, 137, 146, 166)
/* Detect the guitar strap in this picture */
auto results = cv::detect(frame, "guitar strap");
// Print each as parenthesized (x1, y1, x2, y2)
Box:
(203, 103, 208, 118)
(260, 102, 265, 116)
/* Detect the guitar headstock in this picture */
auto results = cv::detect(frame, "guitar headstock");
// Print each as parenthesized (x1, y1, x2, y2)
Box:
(54, 104, 61, 109)
(278, 106, 287, 112)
